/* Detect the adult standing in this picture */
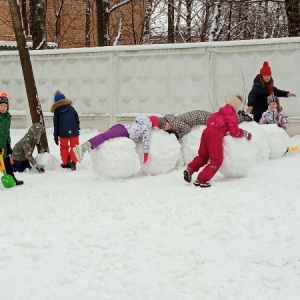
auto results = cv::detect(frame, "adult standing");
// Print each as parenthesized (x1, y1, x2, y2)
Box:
(246, 61, 296, 123)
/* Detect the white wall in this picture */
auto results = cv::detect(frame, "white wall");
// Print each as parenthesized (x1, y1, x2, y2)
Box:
(1, 37, 300, 132)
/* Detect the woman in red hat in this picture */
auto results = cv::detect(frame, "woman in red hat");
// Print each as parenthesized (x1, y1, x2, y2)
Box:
(246, 61, 296, 123)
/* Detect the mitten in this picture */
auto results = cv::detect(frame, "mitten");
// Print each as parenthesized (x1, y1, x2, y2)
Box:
(143, 153, 149, 164)
(277, 124, 286, 130)
(54, 137, 59, 145)
(243, 130, 252, 141)
(6, 144, 12, 155)
(33, 163, 45, 173)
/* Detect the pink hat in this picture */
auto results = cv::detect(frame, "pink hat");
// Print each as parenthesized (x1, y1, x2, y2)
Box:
(149, 115, 159, 128)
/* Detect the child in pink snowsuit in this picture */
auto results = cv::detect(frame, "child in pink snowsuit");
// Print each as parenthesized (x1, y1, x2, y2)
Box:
(183, 96, 252, 188)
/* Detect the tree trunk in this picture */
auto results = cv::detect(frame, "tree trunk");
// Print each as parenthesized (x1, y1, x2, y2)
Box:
(142, 0, 153, 44)
(96, 0, 109, 46)
(8, 0, 48, 151)
(30, 0, 47, 49)
(85, 0, 92, 47)
(186, 0, 192, 42)
(168, 0, 175, 43)
(285, 0, 300, 36)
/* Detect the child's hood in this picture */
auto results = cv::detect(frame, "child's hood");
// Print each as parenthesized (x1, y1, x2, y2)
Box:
(27, 123, 43, 144)
(134, 115, 152, 129)
(50, 99, 72, 113)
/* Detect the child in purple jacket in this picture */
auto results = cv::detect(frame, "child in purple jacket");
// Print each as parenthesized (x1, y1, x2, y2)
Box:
(73, 115, 160, 164)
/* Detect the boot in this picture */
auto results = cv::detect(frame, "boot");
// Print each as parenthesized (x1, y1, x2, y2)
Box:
(12, 174, 24, 186)
(73, 141, 91, 162)
(69, 161, 76, 170)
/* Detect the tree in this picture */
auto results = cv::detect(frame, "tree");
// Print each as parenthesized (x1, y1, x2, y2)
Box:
(96, 0, 109, 46)
(30, 0, 47, 49)
(168, 0, 175, 43)
(8, 0, 48, 151)
(285, 0, 300, 36)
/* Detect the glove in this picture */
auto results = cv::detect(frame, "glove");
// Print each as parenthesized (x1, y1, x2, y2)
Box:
(6, 144, 12, 155)
(33, 163, 45, 173)
(54, 137, 59, 145)
(277, 124, 286, 130)
(243, 130, 252, 141)
(143, 153, 149, 164)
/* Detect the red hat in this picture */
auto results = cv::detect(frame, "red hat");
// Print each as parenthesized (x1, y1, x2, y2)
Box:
(149, 115, 159, 128)
(260, 61, 272, 76)
(0, 91, 8, 98)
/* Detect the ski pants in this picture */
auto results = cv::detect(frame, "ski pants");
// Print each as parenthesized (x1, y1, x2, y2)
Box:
(187, 127, 224, 182)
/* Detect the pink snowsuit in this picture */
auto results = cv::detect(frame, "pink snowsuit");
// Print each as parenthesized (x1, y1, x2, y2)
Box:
(187, 104, 245, 182)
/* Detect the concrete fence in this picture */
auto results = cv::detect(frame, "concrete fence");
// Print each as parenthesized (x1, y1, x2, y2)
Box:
(1, 37, 300, 135)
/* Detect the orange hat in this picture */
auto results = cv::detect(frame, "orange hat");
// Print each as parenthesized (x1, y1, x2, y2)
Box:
(260, 61, 272, 76)
(0, 91, 8, 98)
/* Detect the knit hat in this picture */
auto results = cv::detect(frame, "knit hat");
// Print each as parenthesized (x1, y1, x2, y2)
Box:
(149, 115, 166, 129)
(267, 95, 279, 105)
(0, 93, 9, 108)
(228, 95, 243, 112)
(54, 90, 66, 102)
(260, 61, 272, 76)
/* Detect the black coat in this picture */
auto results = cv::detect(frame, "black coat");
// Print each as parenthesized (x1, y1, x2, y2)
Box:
(51, 99, 80, 139)
(247, 74, 289, 122)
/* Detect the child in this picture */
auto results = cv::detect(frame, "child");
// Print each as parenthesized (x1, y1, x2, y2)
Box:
(0, 92, 24, 185)
(51, 90, 80, 170)
(183, 96, 252, 188)
(73, 115, 160, 163)
(158, 110, 252, 140)
(259, 95, 289, 129)
(11, 123, 45, 173)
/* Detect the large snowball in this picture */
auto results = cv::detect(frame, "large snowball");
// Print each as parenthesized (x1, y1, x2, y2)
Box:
(180, 125, 204, 165)
(136, 130, 182, 175)
(36, 152, 59, 170)
(239, 122, 270, 161)
(219, 134, 257, 178)
(90, 138, 141, 179)
(260, 124, 289, 159)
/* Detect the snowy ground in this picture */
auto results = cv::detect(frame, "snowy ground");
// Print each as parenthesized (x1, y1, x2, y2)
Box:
(1, 126, 300, 300)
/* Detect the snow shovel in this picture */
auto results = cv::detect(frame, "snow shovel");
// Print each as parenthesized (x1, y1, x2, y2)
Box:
(0, 148, 16, 188)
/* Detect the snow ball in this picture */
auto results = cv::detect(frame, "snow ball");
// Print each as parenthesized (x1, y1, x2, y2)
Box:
(180, 125, 205, 165)
(90, 137, 141, 179)
(219, 134, 257, 178)
(239, 121, 270, 161)
(35, 152, 59, 170)
(136, 130, 182, 175)
(260, 124, 289, 159)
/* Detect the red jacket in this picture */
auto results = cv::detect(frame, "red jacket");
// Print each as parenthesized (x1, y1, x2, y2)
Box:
(206, 104, 244, 138)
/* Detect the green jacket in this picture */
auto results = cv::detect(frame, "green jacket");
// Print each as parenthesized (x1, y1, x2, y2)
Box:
(0, 112, 11, 158)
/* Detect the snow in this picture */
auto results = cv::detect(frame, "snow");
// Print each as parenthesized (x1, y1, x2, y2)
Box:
(1, 124, 300, 300)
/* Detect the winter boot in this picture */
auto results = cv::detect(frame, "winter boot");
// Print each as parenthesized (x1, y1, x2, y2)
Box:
(61, 163, 70, 169)
(12, 174, 24, 186)
(238, 110, 253, 122)
(69, 161, 76, 170)
(73, 141, 91, 162)
(194, 179, 211, 188)
(183, 169, 192, 183)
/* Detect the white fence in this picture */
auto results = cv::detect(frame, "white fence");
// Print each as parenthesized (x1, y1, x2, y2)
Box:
(1, 37, 300, 134)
